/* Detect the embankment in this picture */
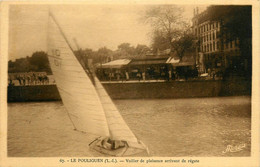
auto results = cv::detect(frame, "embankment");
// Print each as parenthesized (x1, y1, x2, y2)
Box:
(7, 80, 251, 102)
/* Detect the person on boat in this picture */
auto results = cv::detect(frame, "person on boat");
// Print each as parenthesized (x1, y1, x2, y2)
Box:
(101, 137, 125, 150)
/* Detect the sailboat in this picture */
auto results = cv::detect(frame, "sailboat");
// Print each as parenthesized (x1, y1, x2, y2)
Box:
(47, 11, 149, 156)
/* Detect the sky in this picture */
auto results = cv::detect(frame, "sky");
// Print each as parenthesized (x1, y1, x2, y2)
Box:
(9, 4, 207, 61)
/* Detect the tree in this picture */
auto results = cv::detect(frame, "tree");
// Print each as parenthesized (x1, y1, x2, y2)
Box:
(172, 33, 197, 61)
(151, 29, 172, 53)
(134, 44, 150, 57)
(143, 5, 189, 52)
(115, 43, 135, 59)
(8, 58, 29, 73)
(96, 47, 113, 64)
(29, 51, 51, 73)
(118, 43, 135, 55)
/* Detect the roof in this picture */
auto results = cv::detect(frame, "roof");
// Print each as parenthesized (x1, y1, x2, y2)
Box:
(166, 57, 195, 66)
(166, 57, 180, 64)
(129, 58, 168, 65)
(100, 59, 131, 68)
(171, 62, 195, 66)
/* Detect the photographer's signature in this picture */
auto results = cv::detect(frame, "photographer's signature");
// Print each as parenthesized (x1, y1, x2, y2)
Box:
(222, 144, 246, 154)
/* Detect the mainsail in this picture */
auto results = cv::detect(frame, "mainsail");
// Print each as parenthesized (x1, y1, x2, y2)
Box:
(47, 11, 148, 156)
(47, 12, 109, 137)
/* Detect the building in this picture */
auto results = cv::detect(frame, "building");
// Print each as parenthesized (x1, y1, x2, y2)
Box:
(192, 6, 251, 78)
(96, 51, 197, 81)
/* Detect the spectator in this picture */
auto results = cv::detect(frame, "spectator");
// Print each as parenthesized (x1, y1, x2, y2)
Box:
(136, 72, 141, 81)
(142, 72, 145, 81)
(168, 70, 172, 81)
(125, 71, 129, 81)
(17, 75, 22, 85)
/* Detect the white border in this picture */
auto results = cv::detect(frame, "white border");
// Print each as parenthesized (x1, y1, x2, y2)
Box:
(0, 1, 259, 167)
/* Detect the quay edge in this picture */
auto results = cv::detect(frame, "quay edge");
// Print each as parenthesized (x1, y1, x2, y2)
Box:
(7, 80, 251, 102)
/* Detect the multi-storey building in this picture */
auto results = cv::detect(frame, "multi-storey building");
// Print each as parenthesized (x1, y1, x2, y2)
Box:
(192, 7, 241, 75)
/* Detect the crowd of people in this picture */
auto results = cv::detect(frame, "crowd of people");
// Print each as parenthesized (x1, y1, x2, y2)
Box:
(8, 66, 222, 87)
(8, 72, 49, 86)
(96, 66, 200, 82)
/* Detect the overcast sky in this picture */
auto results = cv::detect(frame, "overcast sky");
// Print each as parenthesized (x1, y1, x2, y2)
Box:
(9, 4, 207, 61)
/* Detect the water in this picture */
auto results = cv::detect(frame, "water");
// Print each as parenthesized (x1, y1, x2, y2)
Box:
(8, 96, 251, 157)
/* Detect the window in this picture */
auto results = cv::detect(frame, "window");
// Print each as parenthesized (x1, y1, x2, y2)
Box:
(213, 42, 215, 51)
(213, 33, 215, 40)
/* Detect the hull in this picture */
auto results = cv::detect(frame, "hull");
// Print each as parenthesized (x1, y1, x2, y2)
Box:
(89, 138, 149, 157)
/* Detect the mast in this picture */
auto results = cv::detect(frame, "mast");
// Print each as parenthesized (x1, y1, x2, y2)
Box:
(49, 11, 75, 53)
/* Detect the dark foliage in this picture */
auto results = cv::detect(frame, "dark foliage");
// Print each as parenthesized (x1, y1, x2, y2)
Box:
(8, 51, 52, 74)
(9, 43, 151, 74)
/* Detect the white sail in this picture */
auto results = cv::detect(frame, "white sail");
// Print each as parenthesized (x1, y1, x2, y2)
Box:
(94, 77, 138, 143)
(47, 12, 110, 137)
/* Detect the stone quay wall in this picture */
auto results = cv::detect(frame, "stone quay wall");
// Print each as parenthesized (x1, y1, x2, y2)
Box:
(7, 80, 251, 102)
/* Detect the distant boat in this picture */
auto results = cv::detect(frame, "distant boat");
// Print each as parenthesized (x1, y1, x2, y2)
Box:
(47, 11, 149, 156)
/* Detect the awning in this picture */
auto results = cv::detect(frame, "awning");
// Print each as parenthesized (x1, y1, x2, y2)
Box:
(129, 58, 167, 65)
(99, 59, 131, 68)
(171, 62, 195, 66)
(166, 57, 180, 63)
(166, 57, 195, 66)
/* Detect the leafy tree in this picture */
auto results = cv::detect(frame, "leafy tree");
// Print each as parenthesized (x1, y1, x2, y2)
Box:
(29, 51, 51, 73)
(172, 33, 196, 61)
(134, 44, 150, 57)
(8, 51, 52, 74)
(143, 5, 189, 53)
(115, 43, 135, 59)
(151, 29, 172, 53)
(118, 43, 135, 55)
(96, 47, 113, 64)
